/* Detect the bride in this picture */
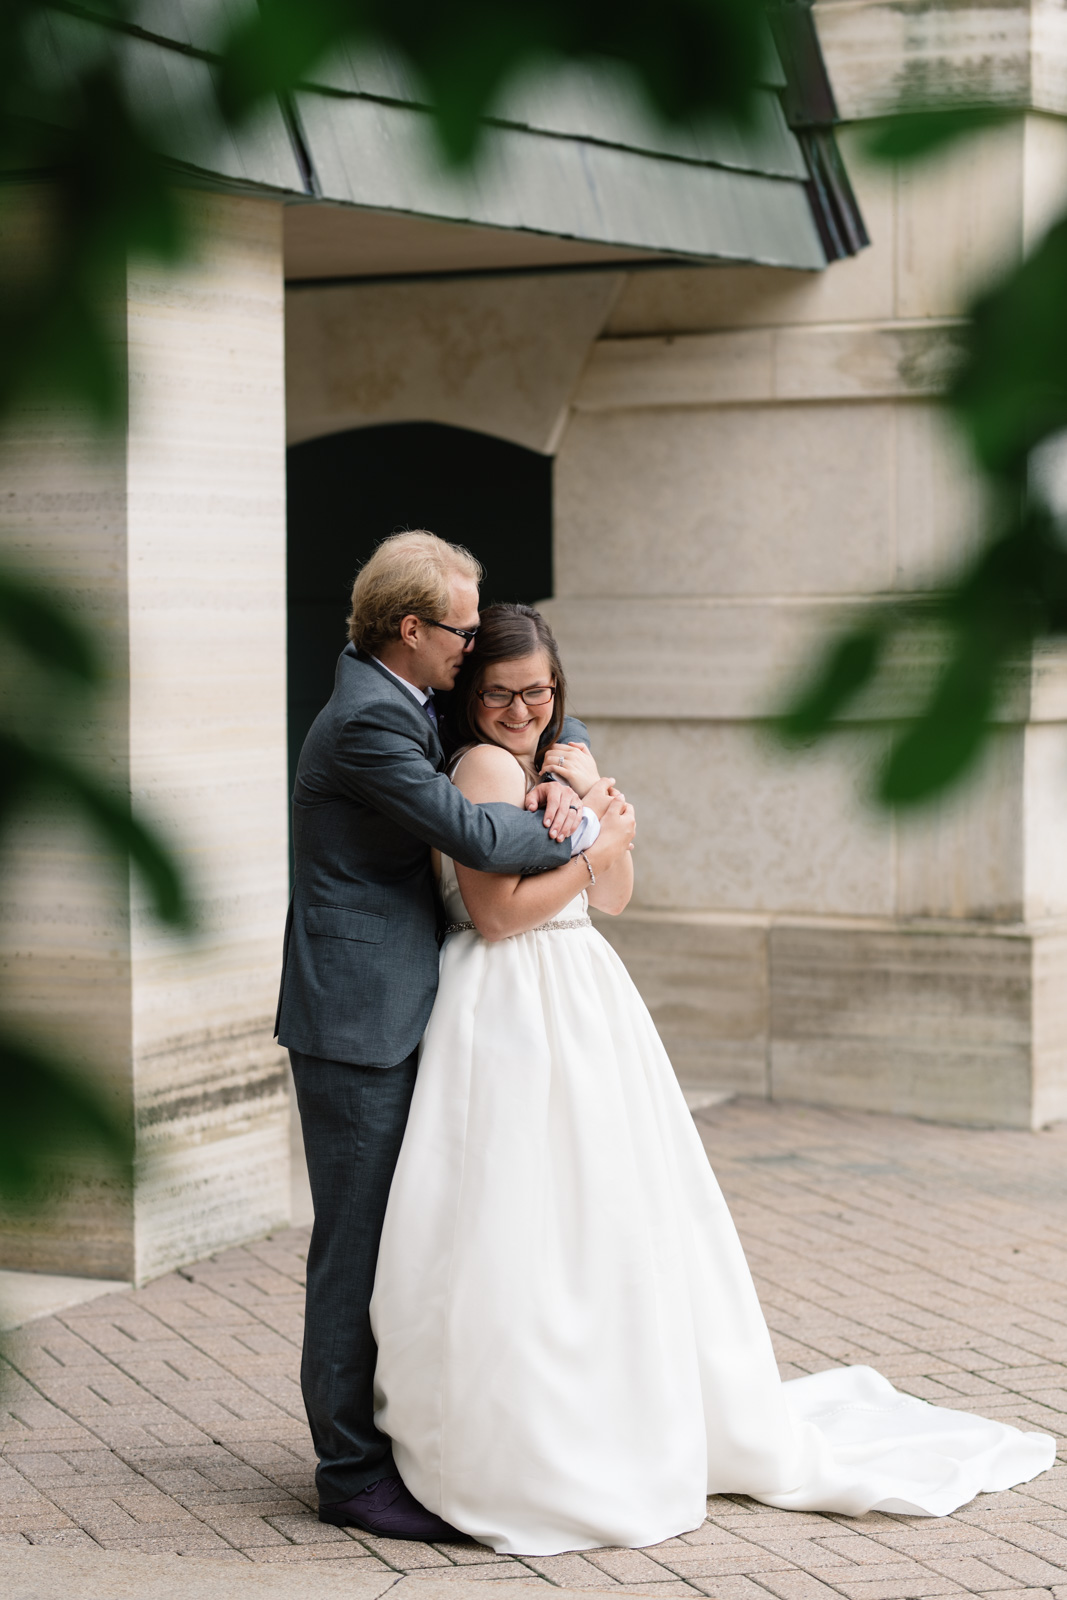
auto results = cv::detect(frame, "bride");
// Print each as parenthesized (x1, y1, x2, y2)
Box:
(370, 603, 1054, 1557)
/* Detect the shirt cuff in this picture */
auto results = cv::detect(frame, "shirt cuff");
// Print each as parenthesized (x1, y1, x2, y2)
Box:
(569, 808, 601, 856)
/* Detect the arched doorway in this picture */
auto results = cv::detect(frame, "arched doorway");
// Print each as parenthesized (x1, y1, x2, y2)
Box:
(287, 421, 553, 791)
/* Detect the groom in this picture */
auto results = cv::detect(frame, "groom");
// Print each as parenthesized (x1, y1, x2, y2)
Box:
(276, 530, 598, 1542)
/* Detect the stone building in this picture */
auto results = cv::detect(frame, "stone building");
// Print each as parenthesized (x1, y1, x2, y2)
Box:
(2, 0, 1066, 1285)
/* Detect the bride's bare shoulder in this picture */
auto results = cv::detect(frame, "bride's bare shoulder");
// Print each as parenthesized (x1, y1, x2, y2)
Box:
(450, 741, 527, 804)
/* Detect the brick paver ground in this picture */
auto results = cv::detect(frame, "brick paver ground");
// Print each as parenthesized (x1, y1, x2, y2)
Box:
(3, 1097, 1067, 1599)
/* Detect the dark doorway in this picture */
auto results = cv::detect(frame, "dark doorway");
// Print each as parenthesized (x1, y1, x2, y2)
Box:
(287, 421, 553, 791)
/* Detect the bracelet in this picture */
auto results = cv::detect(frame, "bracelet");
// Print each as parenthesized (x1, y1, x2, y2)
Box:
(577, 849, 596, 886)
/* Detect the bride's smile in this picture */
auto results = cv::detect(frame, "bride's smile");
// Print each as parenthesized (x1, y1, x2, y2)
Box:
(473, 650, 556, 763)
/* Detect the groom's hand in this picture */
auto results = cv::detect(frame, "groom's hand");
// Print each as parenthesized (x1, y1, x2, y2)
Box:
(525, 781, 584, 841)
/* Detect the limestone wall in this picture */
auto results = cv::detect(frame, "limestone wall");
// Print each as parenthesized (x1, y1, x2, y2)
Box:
(0, 193, 291, 1280)
(537, 62, 1067, 1125)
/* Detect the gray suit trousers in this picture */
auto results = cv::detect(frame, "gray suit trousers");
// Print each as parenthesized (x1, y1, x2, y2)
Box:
(289, 1048, 418, 1503)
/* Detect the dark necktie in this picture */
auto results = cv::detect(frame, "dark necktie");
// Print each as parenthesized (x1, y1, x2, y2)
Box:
(423, 696, 438, 731)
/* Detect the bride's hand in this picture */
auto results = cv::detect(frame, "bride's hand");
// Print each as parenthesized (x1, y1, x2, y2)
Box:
(588, 796, 636, 868)
(582, 775, 623, 819)
(538, 741, 600, 797)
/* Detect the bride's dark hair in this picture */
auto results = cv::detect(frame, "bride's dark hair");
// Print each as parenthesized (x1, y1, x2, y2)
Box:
(448, 603, 567, 760)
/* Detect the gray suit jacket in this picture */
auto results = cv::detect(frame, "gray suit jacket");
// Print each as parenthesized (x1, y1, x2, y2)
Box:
(276, 646, 589, 1068)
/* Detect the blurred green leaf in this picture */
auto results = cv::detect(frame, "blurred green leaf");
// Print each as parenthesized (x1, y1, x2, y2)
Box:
(216, 0, 766, 165)
(771, 505, 1067, 807)
(0, 566, 100, 683)
(0, 732, 193, 929)
(0, 13, 186, 425)
(877, 638, 1003, 805)
(775, 625, 887, 743)
(949, 215, 1067, 481)
(945, 507, 1067, 636)
(861, 105, 1016, 166)
(0, 1028, 131, 1206)
(215, 0, 353, 122)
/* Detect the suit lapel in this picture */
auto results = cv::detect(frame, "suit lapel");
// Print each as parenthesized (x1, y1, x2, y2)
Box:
(355, 649, 445, 767)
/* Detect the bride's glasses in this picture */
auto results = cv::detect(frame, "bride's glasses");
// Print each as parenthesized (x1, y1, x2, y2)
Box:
(476, 684, 557, 710)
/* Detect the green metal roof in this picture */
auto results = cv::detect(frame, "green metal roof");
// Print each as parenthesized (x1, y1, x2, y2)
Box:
(51, 1, 851, 273)
(295, 90, 824, 269)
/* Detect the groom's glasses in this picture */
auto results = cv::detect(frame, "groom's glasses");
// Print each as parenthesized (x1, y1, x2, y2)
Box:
(421, 619, 480, 646)
(476, 684, 557, 710)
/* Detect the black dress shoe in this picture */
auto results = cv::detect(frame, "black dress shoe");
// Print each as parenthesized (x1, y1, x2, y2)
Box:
(319, 1474, 473, 1543)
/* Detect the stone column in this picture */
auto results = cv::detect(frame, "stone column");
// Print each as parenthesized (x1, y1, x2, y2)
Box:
(0, 192, 290, 1280)
(543, 6, 1067, 1129)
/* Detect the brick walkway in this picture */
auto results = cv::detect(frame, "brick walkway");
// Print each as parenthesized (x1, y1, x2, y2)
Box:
(3, 1098, 1067, 1599)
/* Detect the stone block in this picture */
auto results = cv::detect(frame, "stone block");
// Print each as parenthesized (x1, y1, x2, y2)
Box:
(1024, 723, 1067, 921)
(773, 323, 962, 402)
(575, 330, 775, 409)
(895, 402, 987, 587)
(595, 908, 1067, 1129)
(768, 922, 1035, 1127)
(583, 720, 894, 918)
(541, 596, 845, 722)
(1031, 643, 1067, 722)
(573, 324, 960, 412)
(896, 120, 1025, 319)
(133, 1114, 290, 1287)
(813, 1, 1048, 123)
(591, 910, 769, 1095)
(285, 272, 621, 453)
(0, 812, 129, 1003)
(549, 589, 1026, 722)
(895, 729, 1025, 922)
(554, 404, 896, 600)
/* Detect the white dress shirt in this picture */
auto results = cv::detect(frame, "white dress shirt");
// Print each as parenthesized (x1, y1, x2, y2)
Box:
(373, 656, 433, 708)
(372, 657, 600, 855)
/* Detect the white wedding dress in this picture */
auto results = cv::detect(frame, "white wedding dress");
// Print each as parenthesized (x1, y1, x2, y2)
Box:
(370, 794, 1055, 1555)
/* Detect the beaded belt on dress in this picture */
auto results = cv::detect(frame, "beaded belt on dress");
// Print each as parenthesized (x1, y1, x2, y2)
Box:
(445, 915, 591, 936)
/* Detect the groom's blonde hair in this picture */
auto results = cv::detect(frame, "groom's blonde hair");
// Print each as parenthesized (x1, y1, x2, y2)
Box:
(347, 530, 483, 653)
